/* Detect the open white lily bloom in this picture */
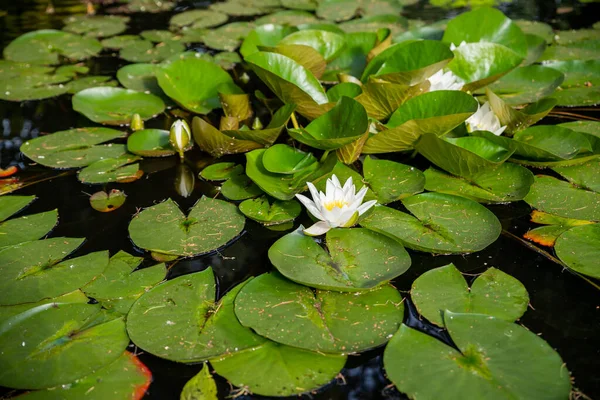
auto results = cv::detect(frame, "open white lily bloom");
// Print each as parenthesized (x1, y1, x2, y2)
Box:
(428, 69, 464, 91)
(295, 175, 377, 236)
(465, 102, 507, 136)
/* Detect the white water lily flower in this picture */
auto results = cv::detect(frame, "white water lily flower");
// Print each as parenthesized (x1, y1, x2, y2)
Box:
(449, 40, 467, 51)
(428, 69, 464, 91)
(295, 175, 377, 236)
(465, 102, 507, 136)
(169, 119, 191, 159)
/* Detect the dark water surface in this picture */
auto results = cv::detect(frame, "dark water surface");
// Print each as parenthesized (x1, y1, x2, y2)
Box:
(1, 0, 599, 399)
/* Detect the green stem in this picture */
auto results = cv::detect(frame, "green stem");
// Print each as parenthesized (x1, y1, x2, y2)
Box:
(290, 112, 300, 129)
(320, 150, 330, 163)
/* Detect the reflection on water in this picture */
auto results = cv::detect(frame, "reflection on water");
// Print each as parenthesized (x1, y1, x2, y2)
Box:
(1, 0, 600, 399)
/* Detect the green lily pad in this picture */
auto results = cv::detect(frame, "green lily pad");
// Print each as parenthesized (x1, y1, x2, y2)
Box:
(210, 340, 346, 397)
(240, 24, 298, 58)
(255, 10, 318, 26)
(524, 175, 600, 221)
(128, 197, 245, 257)
(127, 268, 265, 362)
(221, 104, 295, 146)
(246, 148, 337, 200)
(66, 75, 118, 94)
(553, 159, 600, 192)
(0, 303, 129, 389)
(360, 192, 501, 254)
(63, 15, 128, 38)
(221, 174, 264, 200)
(116, 63, 169, 100)
(83, 251, 166, 314)
(262, 144, 318, 174)
(127, 129, 177, 157)
(191, 117, 263, 157)
(0, 70, 70, 101)
(180, 364, 217, 400)
(73, 87, 165, 125)
(235, 271, 403, 353)
(200, 162, 244, 181)
(120, 40, 186, 63)
(21, 127, 125, 168)
(515, 20, 554, 43)
(522, 33, 547, 66)
(245, 51, 328, 119)
(363, 90, 478, 153)
(269, 226, 411, 291)
(327, 82, 363, 102)
(288, 96, 369, 150)
(338, 14, 408, 35)
(555, 224, 600, 279)
(211, 0, 276, 17)
(279, 29, 345, 61)
(384, 313, 571, 400)
(170, 9, 228, 29)
(355, 80, 429, 121)
(486, 65, 564, 105)
(411, 264, 529, 326)
(486, 89, 557, 135)
(17, 351, 152, 400)
(141, 29, 180, 43)
(510, 125, 593, 162)
(540, 45, 600, 62)
(156, 58, 240, 114)
(101, 35, 144, 49)
(0, 209, 58, 249)
(0, 239, 108, 306)
(423, 164, 534, 204)
(0, 195, 36, 221)
(90, 189, 127, 212)
(545, 60, 600, 107)
(78, 155, 142, 184)
(363, 156, 425, 203)
(524, 210, 593, 247)
(0, 290, 88, 323)
(239, 196, 301, 225)
(3, 29, 102, 65)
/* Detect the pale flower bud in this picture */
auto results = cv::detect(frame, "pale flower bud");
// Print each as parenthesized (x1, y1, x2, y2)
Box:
(169, 119, 191, 160)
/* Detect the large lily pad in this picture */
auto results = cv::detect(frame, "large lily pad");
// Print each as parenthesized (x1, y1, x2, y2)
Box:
(116, 63, 170, 100)
(0, 303, 129, 389)
(170, 9, 228, 29)
(63, 15, 129, 38)
(127, 129, 178, 157)
(360, 193, 501, 254)
(191, 117, 263, 157)
(268, 226, 411, 291)
(509, 125, 593, 163)
(3, 29, 102, 65)
(0, 209, 58, 249)
(128, 197, 245, 257)
(156, 58, 240, 114)
(279, 29, 345, 61)
(355, 80, 429, 121)
(83, 251, 166, 314)
(127, 268, 265, 362)
(235, 272, 404, 353)
(78, 155, 142, 184)
(411, 264, 529, 326)
(120, 40, 185, 63)
(73, 87, 165, 125)
(0, 239, 108, 306)
(485, 65, 564, 105)
(239, 196, 301, 226)
(0, 195, 36, 222)
(240, 24, 298, 58)
(555, 224, 600, 279)
(384, 313, 571, 400)
(17, 352, 152, 400)
(210, 340, 346, 397)
(180, 364, 217, 400)
(553, 159, 600, 192)
(363, 156, 425, 203)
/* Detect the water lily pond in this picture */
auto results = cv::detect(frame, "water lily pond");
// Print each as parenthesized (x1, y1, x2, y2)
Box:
(0, 0, 599, 399)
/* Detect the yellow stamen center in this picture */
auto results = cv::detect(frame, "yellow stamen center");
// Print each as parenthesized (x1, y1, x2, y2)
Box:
(323, 200, 348, 211)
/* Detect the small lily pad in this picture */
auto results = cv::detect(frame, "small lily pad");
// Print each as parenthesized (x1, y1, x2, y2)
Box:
(63, 15, 128, 38)
(90, 190, 127, 212)
(269, 226, 411, 291)
(170, 9, 228, 29)
(120, 40, 186, 63)
(200, 162, 244, 181)
(411, 264, 529, 326)
(73, 87, 165, 125)
(555, 224, 600, 279)
(78, 155, 143, 184)
(128, 197, 245, 257)
(234, 272, 404, 353)
(221, 174, 264, 200)
(127, 129, 179, 157)
(239, 196, 301, 225)
(127, 268, 265, 362)
(180, 364, 217, 400)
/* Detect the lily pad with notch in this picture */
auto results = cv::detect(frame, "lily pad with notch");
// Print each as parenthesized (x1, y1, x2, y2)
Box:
(119, 40, 186, 63)
(200, 162, 244, 181)
(128, 197, 245, 258)
(221, 174, 264, 201)
(180, 364, 217, 400)
(90, 190, 127, 212)
(127, 268, 265, 362)
(62, 15, 129, 38)
(0, 208, 58, 249)
(234, 271, 404, 353)
(78, 155, 143, 184)
(362, 156, 425, 203)
(555, 224, 600, 279)
(239, 196, 301, 226)
(484, 65, 564, 105)
(268, 226, 411, 291)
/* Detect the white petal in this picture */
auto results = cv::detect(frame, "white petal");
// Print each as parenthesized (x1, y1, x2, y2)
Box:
(296, 194, 325, 220)
(356, 200, 378, 215)
(330, 174, 342, 189)
(306, 182, 320, 202)
(326, 177, 337, 195)
(342, 176, 353, 192)
(303, 221, 331, 236)
(493, 125, 507, 136)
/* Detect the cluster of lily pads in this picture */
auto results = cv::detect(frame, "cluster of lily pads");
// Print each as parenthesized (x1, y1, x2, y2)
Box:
(0, 1, 599, 399)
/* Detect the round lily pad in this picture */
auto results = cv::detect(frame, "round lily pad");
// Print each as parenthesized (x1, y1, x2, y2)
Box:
(239, 196, 301, 226)
(63, 15, 128, 38)
(210, 340, 346, 397)
(411, 264, 529, 326)
(127, 268, 265, 362)
(268, 227, 411, 291)
(73, 87, 165, 125)
(0, 195, 36, 221)
(0, 209, 58, 248)
(360, 193, 502, 254)
(200, 162, 244, 181)
(128, 197, 245, 257)
(0, 303, 129, 389)
(101, 35, 144, 49)
(555, 224, 600, 279)
(221, 174, 264, 200)
(363, 156, 425, 204)
(235, 272, 404, 353)
(180, 364, 217, 400)
(90, 190, 127, 212)
(120, 40, 186, 63)
(170, 9, 228, 29)
(486, 65, 565, 105)
(117, 64, 172, 102)
(78, 155, 142, 184)
(553, 159, 600, 193)
(0, 239, 109, 306)
(127, 129, 177, 157)
(262, 144, 318, 174)
(384, 313, 571, 400)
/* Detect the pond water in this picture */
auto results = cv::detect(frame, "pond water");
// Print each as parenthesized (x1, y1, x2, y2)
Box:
(0, 0, 599, 399)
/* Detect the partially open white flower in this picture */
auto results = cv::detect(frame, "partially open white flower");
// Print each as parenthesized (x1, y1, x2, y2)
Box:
(295, 175, 377, 236)
(465, 102, 507, 136)
(169, 119, 191, 160)
(428, 69, 464, 92)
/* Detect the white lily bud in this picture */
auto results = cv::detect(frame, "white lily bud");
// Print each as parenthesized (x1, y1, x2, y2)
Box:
(169, 119, 191, 160)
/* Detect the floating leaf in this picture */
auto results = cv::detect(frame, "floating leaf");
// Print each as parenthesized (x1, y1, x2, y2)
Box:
(210, 340, 346, 397)
(117, 63, 170, 101)
(0, 303, 129, 389)
(66, 75, 118, 94)
(269, 226, 411, 291)
(63, 15, 128, 38)
(101, 34, 144, 49)
(235, 272, 403, 352)
(73, 87, 165, 125)
(360, 193, 501, 253)
(83, 251, 166, 314)
(90, 189, 127, 212)
(279, 29, 345, 61)
(127, 129, 178, 157)
(141, 29, 179, 43)
(355, 80, 429, 120)
(170, 10, 228, 29)
(240, 24, 298, 58)
(384, 313, 571, 400)
(553, 159, 600, 192)
(255, 10, 318, 26)
(127, 268, 265, 362)
(239, 196, 301, 225)
(555, 224, 600, 279)
(192, 117, 263, 157)
(363, 156, 425, 203)
(509, 125, 593, 162)
(0, 209, 58, 248)
(128, 197, 245, 257)
(0, 195, 36, 222)
(485, 65, 564, 105)
(221, 174, 264, 200)
(524, 210, 593, 247)
(120, 40, 186, 63)
(411, 264, 529, 326)
(486, 89, 557, 135)
(78, 155, 142, 184)
(200, 162, 244, 181)
(0, 290, 88, 323)
(180, 364, 218, 400)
